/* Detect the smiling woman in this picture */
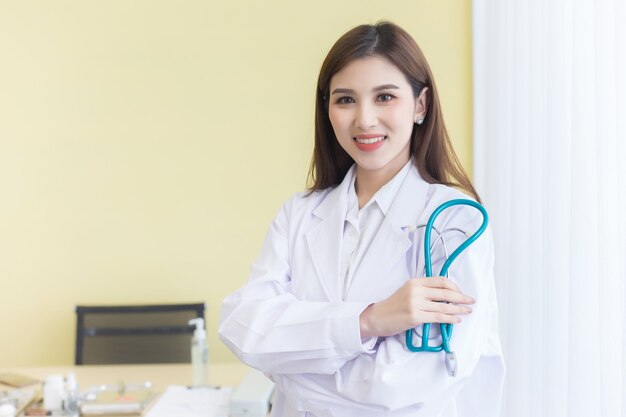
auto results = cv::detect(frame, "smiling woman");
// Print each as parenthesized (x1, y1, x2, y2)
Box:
(219, 21, 504, 417)
(327, 56, 425, 205)
(309, 22, 480, 206)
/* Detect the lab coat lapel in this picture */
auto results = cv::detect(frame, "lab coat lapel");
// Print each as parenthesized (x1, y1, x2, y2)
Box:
(345, 165, 431, 300)
(388, 164, 432, 229)
(304, 166, 355, 302)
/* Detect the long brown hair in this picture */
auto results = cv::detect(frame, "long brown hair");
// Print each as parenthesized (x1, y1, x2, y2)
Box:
(307, 21, 481, 203)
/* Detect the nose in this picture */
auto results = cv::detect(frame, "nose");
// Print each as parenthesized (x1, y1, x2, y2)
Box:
(355, 102, 378, 129)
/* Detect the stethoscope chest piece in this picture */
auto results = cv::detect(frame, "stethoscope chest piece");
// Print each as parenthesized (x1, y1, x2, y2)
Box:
(445, 351, 457, 377)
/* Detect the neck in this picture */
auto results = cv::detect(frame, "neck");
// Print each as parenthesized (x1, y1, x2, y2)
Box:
(354, 155, 410, 208)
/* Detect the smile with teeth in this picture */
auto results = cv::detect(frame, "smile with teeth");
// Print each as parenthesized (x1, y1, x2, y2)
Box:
(354, 136, 387, 144)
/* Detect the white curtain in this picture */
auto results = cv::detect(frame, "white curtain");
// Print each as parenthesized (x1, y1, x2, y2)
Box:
(473, 1, 626, 416)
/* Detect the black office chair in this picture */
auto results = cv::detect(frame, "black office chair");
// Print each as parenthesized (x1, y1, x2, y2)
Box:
(75, 303, 205, 365)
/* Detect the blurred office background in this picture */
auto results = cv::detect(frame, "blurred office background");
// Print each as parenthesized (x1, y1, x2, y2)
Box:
(0, 2, 472, 365)
(2, 1, 624, 416)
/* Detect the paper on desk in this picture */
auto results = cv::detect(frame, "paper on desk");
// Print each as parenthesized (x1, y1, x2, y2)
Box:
(145, 385, 233, 417)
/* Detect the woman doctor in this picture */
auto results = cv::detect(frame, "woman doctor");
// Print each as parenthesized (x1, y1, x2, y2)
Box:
(219, 22, 505, 416)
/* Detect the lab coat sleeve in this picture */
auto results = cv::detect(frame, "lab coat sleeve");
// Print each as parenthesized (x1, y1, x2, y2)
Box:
(280, 208, 503, 412)
(218, 197, 376, 375)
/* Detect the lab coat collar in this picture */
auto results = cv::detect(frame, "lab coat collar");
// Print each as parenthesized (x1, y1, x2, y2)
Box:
(345, 163, 431, 299)
(311, 161, 427, 222)
(387, 162, 431, 228)
(312, 164, 356, 221)
(345, 159, 413, 220)
(306, 162, 432, 301)
(305, 165, 355, 301)
(368, 159, 413, 216)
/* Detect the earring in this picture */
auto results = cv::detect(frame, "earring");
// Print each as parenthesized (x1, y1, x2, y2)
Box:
(415, 118, 424, 125)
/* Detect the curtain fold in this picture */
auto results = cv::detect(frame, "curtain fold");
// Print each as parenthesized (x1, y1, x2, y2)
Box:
(473, 1, 626, 416)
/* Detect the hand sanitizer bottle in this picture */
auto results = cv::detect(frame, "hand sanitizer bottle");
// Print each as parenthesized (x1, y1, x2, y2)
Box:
(64, 373, 79, 417)
(188, 318, 208, 386)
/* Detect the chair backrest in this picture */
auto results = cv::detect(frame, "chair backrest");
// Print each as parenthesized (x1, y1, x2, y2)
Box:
(75, 303, 205, 365)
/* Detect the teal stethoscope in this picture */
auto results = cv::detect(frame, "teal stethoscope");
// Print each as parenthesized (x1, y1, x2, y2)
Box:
(404, 199, 489, 377)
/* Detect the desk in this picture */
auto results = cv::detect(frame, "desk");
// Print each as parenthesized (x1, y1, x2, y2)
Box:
(0, 363, 249, 390)
(0, 363, 250, 415)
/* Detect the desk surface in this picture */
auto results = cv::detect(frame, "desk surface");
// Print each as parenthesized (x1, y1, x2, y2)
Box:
(0, 363, 249, 390)
(0, 363, 252, 416)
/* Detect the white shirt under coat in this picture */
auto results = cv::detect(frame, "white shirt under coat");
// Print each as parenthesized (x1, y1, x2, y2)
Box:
(341, 160, 412, 298)
(219, 162, 505, 417)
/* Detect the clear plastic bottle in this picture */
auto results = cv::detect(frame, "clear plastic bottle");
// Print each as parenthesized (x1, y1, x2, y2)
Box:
(64, 373, 80, 417)
(188, 318, 208, 386)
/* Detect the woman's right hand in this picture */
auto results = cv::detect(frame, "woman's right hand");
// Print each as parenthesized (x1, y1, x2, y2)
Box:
(359, 277, 476, 338)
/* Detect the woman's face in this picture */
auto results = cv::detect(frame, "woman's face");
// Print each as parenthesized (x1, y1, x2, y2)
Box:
(328, 55, 427, 177)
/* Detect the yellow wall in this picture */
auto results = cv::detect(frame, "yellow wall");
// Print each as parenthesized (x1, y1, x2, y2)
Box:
(0, 0, 472, 366)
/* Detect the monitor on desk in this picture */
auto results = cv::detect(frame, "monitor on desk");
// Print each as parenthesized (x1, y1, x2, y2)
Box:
(75, 303, 205, 365)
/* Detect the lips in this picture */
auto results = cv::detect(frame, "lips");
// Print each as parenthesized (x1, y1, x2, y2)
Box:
(353, 135, 387, 152)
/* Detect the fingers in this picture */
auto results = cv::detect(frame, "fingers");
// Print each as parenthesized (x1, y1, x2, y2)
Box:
(420, 276, 458, 291)
(425, 288, 475, 304)
(422, 312, 462, 324)
(420, 302, 471, 324)
(419, 277, 475, 304)
(423, 301, 472, 315)
(417, 301, 472, 325)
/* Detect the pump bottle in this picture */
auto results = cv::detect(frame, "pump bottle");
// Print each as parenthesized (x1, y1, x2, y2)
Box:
(64, 373, 79, 417)
(188, 318, 208, 386)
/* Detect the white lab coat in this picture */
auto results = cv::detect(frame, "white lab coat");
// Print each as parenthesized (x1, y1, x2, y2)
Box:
(219, 164, 505, 417)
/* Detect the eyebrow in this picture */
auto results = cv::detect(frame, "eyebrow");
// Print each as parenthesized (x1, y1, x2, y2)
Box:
(330, 84, 400, 95)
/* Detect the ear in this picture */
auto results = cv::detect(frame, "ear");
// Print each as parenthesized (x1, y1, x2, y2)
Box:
(414, 87, 429, 122)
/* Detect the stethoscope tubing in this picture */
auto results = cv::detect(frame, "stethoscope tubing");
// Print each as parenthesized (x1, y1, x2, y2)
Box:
(405, 199, 489, 356)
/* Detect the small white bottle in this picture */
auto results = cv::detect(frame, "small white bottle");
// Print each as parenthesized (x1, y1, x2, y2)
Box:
(188, 317, 208, 386)
(64, 373, 80, 417)
(43, 374, 66, 412)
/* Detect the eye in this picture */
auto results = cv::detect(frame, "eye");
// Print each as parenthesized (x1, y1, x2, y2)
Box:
(335, 96, 354, 105)
(377, 93, 395, 102)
